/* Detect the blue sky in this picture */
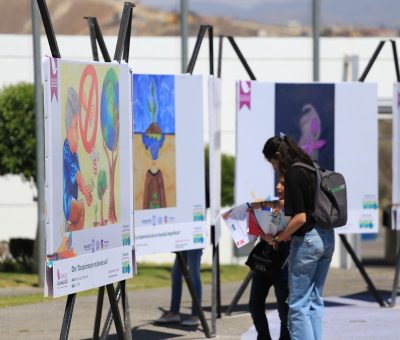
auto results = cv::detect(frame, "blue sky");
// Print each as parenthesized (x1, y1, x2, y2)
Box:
(140, 0, 400, 28)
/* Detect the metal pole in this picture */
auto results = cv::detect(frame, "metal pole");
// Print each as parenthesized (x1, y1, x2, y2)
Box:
(225, 271, 254, 315)
(180, 0, 188, 72)
(312, 0, 320, 81)
(31, 0, 45, 287)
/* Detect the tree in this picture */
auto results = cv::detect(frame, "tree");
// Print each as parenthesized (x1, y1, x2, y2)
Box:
(97, 169, 108, 225)
(204, 146, 235, 208)
(0, 83, 36, 181)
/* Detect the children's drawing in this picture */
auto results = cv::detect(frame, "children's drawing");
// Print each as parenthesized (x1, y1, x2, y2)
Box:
(133, 74, 176, 210)
(298, 104, 326, 160)
(275, 83, 334, 170)
(100, 68, 119, 223)
(61, 63, 121, 233)
(63, 87, 93, 232)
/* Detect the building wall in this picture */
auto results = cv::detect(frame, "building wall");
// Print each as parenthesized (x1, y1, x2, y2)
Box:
(0, 35, 393, 265)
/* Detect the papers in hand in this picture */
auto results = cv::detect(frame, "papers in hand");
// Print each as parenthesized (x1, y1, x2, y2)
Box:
(222, 204, 287, 248)
(222, 203, 253, 248)
(250, 209, 284, 236)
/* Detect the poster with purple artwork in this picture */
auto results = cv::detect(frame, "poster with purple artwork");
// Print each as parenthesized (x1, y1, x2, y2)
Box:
(275, 84, 334, 170)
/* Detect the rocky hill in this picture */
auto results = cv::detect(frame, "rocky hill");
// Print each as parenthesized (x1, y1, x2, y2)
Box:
(0, 0, 397, 37)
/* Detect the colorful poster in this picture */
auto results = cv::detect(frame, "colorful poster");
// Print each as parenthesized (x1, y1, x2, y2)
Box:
(275, 84, 335, 170)
(43, 58, 134, 297)
(133, 75, 176, 210)
(133, 74, 208, 255)
(236, 81, 378, 234)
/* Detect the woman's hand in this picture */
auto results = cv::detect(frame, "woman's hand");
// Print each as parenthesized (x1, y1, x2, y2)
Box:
(260, 233, 274, 245)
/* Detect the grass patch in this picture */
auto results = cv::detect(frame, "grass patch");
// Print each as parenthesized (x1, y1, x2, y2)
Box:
(0, 273, 38, 288)
(0, 263, 250, 308)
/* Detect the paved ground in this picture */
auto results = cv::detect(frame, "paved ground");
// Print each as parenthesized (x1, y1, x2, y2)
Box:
(0, 264, 399, 340)
(0, 232, 399, 339)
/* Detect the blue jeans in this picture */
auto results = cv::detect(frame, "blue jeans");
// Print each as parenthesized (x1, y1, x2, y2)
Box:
(288, 227, 335, 340)
(170, 249, 203, 316)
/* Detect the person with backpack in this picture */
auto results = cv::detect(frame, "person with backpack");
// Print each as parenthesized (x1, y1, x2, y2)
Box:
(262, 134, 336, 340)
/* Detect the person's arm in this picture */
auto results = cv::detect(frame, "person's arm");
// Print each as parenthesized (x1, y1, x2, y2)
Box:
(274, 212, 306, 242)
(249, 199, 283, 210)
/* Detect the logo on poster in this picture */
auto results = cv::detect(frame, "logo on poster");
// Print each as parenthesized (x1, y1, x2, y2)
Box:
(193, 233, 204, 244)
(56, 268, 68, 286)
(359, 215, 374, 229)
(193, 206, 205, 221)
(362, 195, 378, 209)
(239, 81, 251, 110)
(122, 258, 131, 274)
(122, 232, 131, 246)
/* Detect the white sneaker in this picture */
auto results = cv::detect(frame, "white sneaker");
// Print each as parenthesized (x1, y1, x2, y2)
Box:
(181, 316, 200, 326)
(155, 312, 181, 324)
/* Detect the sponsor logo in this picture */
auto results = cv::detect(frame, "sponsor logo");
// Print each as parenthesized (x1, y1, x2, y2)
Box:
(193, 233, 204, 244)
(164, 216, 168, 224)
(152, 215, 157, 226)
(122, 232, 131, 246)
(158, 216, 163, 225)
(363, 195, 378, 209)
(56, 268, 68, 286)
(359, 215, 374, 229)
(193, 206, 205, 221)
(91, 239, 95, 253)
(83, 243, 92, 252)
(122, 258, 131, 274)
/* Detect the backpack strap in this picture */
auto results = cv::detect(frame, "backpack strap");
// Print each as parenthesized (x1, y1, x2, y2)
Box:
(292, 162, 316, 172)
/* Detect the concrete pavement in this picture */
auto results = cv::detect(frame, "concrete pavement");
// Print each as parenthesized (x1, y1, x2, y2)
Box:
(0, 265, 399, 339)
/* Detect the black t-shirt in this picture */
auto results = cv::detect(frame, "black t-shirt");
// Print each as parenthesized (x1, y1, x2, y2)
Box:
(284, 165, 316, 236)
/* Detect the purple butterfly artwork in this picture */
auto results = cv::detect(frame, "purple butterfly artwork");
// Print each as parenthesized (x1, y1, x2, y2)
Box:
(298, 104, 326, 160)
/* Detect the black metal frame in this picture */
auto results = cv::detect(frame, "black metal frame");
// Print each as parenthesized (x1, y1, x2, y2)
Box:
(85, 6, 134, 339)
(174, 24, 218, 338)
(220, 37, 396, 314)
(84, 17, 111, 62)
(36, 1, 135, 339)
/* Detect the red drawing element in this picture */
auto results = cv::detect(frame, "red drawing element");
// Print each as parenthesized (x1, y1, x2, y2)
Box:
(79, 65, 99, 153)
(50, 58, 59, 102)
(247, 209, 263, 236)
(239, 81, 251, 110)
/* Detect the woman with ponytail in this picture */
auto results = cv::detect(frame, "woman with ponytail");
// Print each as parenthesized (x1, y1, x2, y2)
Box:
(262, 134, 335, 340)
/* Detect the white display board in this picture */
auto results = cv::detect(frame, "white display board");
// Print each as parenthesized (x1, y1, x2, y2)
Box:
(208, 76, 222, 244)
(236, 81, 378, 234)
(133, 74, 208, 255)
(43, 58, 134, 297)
(391, 83, 400, 230)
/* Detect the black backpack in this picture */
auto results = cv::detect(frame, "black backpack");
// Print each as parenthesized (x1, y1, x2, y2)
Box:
(292, 161, 347, 229)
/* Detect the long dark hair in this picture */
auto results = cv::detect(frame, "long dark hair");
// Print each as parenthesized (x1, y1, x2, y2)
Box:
(263, 135, 314, 173)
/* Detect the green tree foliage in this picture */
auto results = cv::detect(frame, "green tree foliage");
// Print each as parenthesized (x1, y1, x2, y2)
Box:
(221, 152, 235, 206)
(0, 83, 35, 181)
(97, 169, 108, 200)
(204, 146, 235, 207)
